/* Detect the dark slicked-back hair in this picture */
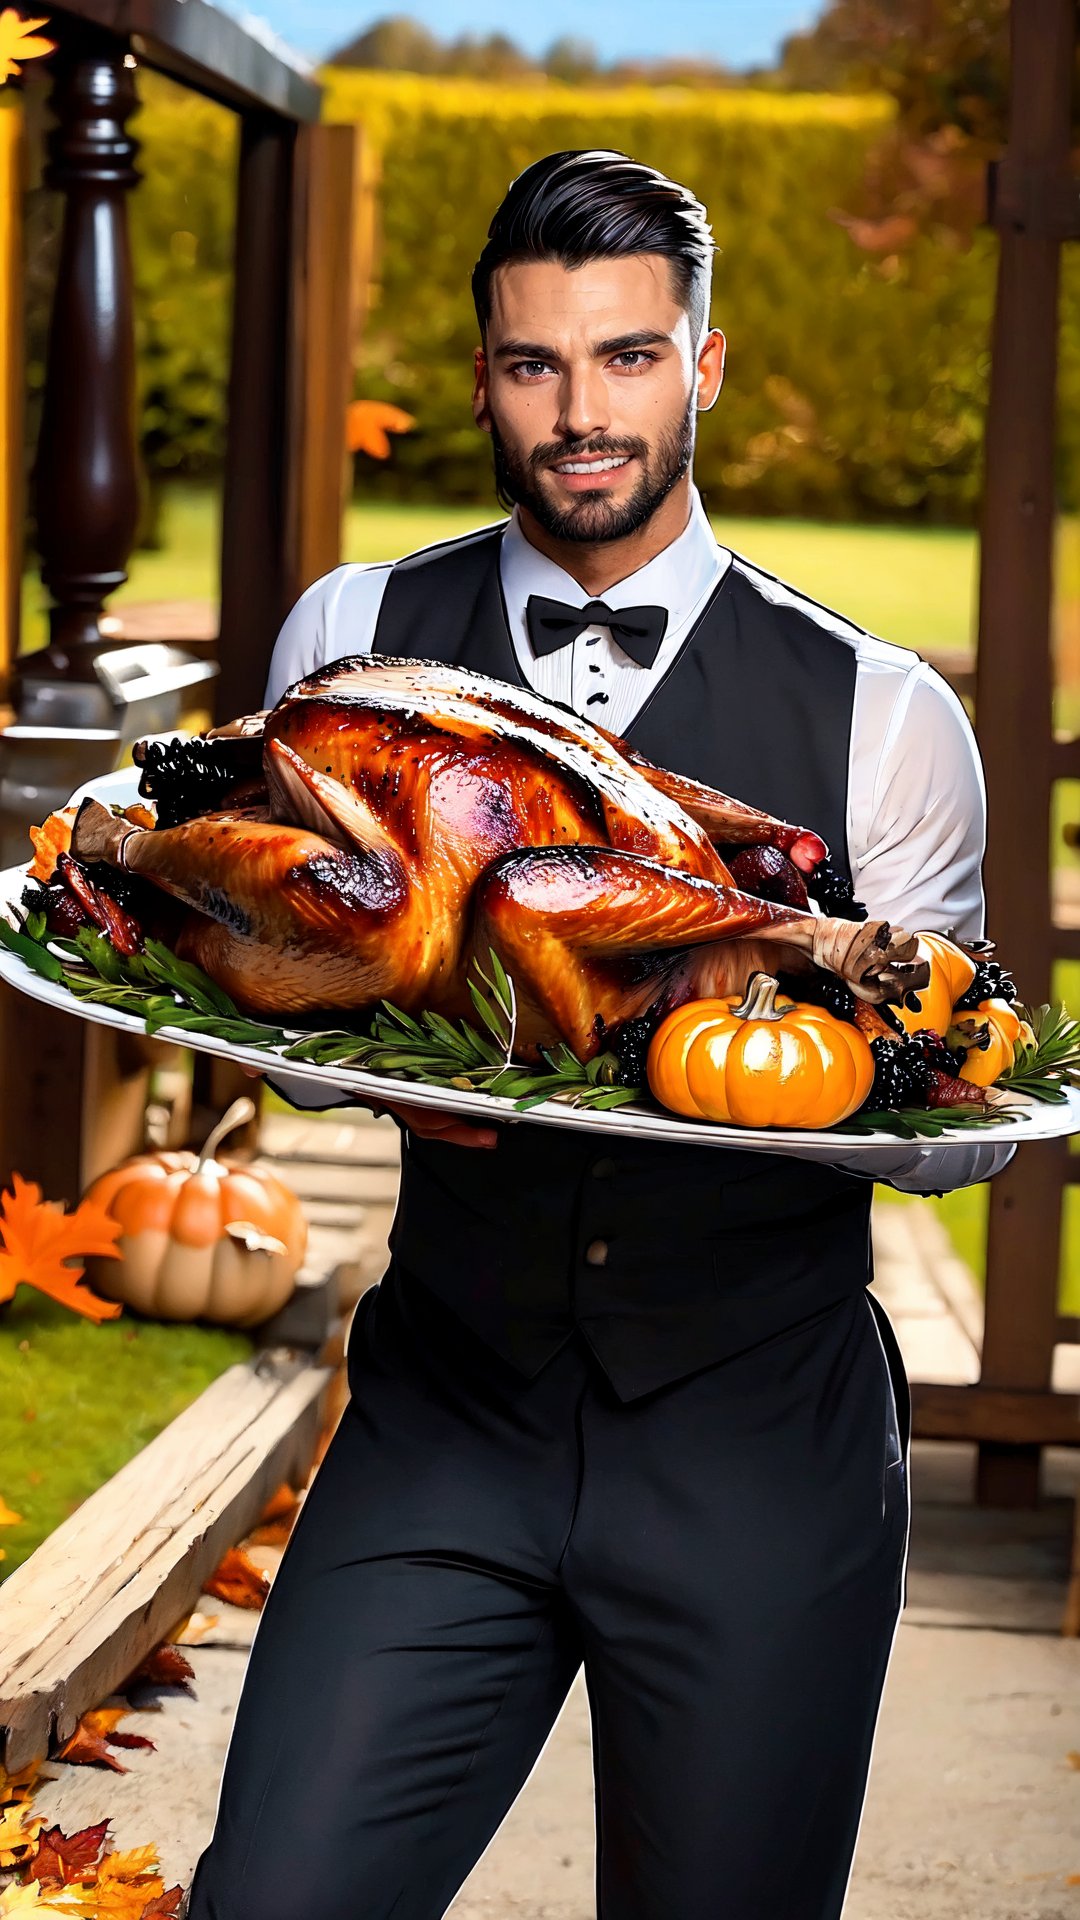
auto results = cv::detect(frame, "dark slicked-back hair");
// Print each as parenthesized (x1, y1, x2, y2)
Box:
(472, 149, 715, 346)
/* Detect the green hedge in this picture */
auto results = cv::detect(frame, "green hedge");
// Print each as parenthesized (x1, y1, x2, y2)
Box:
(321, 71, 1080, 522)
(25, 69, 1080, 524)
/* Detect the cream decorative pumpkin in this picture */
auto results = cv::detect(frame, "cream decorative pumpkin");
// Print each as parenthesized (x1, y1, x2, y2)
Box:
(82, 1100, 307, 1327)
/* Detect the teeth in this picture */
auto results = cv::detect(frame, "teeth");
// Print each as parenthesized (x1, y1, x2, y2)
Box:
(554, 456, 631, 474)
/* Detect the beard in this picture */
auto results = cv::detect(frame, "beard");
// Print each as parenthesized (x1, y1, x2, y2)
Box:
(489, 397, 696, 545)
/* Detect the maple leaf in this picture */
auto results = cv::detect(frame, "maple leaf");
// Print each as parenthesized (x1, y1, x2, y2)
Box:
(0, 1175, 122, 1321)
(29, 1823, 108, 1887)
(202, 1545, 269, 1610)
(0, 1883, 85, 1915)
(345, 398, 415, 459)
(0, 1497, 22, 1526)
(0, 9, 55, 82)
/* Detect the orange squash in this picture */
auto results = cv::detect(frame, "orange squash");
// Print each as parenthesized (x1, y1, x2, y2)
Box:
(82, 1100, 307, 1327)
(893, 932, 977, 1036)
(954, 998, 1036, 1088)
(647, 973, 875, 1130)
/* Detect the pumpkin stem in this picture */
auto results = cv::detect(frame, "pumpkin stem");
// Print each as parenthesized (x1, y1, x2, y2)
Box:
(732, 972, 788, 1022)
(199, 1096, 257, 1166)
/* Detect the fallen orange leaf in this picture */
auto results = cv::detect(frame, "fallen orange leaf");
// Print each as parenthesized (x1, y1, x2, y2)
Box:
(0, 9, 56, 83)
(345, 398, 415, 459)
(0, 1175, 122, 1321)
(55, 1708, 153, 1773)
(203, 1545, 270, 1610)
(247, 1481, 300, 1545)
(0, 1800, 46, 1871)
(1066, 1750, 1080, 1769)
(0, 1496, 22, 1526)
(123, 1644, 195, 1691)
(27, 809, 76, 883)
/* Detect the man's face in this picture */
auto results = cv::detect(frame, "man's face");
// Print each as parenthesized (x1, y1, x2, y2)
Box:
(473, 254, 725, 545)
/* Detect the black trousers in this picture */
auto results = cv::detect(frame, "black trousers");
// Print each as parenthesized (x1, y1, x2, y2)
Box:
(186, 1265, 912, 1920)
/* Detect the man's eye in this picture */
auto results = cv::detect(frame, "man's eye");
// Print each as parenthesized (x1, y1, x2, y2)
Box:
(612, 351, 655, 370)
(511, 360, 553, 379)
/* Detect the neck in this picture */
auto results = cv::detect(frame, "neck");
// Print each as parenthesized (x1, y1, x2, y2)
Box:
(515, 475, 695, 596)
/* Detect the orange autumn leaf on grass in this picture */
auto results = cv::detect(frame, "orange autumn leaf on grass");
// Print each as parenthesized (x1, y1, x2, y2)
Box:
(0, 9, 56, 81)
(345, 398, 415, 459)
(0, 1175, 122, 1321)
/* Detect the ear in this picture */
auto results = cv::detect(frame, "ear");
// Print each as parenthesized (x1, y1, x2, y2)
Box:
(696, 328, 726, 413)
(472, 346, 492, 433)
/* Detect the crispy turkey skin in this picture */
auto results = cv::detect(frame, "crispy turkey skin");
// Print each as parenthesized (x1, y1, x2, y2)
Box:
(70, 655, 926, 1060)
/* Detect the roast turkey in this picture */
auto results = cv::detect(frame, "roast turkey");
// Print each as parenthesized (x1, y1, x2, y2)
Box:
(70, 655, 926, 1060)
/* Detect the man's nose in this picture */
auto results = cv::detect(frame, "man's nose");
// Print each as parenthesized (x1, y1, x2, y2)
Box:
(555, 363, 610, 442)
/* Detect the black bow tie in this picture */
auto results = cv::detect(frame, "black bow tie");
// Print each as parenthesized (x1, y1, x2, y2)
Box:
(525, 593, 669, 670)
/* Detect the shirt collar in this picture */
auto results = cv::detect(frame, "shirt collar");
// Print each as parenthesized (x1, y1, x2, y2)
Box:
(499, 485, 726, 634)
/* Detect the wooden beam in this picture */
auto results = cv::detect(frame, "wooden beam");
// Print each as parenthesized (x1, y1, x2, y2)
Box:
(47, 0, 321, 123)
(911, 1380, 1080, 1449)
(0, 1348, 331, 1773)
(0, 91, 24, 705)
(283, 120, 358, 608)
(216, 113, 298, 724)
(973, 0, 1076, 1507)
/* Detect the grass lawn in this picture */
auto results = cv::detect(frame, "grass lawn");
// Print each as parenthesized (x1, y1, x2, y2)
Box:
(0, 1286, 252, 1579)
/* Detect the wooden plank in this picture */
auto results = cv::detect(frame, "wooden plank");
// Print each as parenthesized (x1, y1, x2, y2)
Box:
(973, 0, 1076, 1506)
(283, 121, 357, 606)
(54, 0, 321, 123)
(262, 1113, 402, 1165)
(911, 1381, 1080, 1448)
(0, 1349, 331, 1772)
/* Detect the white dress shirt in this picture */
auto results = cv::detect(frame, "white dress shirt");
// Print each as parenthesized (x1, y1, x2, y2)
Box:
(263, 489, 1014, 1196)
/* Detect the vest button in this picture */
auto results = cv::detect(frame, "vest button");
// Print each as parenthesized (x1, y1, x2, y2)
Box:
(585, 1238, 609, 1267)
(591, 1157, 617, 1179)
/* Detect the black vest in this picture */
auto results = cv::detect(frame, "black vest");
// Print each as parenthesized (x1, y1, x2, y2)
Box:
(372, 522, 873, 1400)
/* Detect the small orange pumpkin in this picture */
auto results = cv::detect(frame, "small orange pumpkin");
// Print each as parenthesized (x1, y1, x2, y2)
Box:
(647, 973, 875, 1130)
(893, 932, 977, 1036)
(953, 998, 1036, 1087)
(82, 1100, 307, 1327)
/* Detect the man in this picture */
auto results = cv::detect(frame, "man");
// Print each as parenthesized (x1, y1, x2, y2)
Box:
(186, 151, 1011, 1920)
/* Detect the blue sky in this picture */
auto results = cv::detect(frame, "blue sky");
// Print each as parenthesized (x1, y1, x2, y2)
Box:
(248, 0, 822, 71)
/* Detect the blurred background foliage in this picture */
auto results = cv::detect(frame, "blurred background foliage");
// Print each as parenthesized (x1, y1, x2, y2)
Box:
(16, 0, 1080, 543)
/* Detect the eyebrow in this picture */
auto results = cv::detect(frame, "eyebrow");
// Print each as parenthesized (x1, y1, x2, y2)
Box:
(492, 329, 671, 363)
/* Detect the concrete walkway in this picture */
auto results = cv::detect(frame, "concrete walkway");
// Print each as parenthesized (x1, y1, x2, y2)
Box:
(23, 1146, 1080, 1917)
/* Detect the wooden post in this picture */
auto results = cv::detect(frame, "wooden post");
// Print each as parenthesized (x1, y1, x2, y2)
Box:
(0, 90, 24, 710)
(215, 112, 298, 726)
(284, 120, 358, 603)
(974, 0, 1077, 1506)
(31, 28, 142, 665)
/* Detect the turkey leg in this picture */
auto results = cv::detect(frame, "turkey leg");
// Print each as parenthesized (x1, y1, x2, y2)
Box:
(472, 845, 924, 1059)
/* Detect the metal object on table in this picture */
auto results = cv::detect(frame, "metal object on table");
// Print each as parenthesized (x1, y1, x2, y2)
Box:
(0, 643, 217, 867)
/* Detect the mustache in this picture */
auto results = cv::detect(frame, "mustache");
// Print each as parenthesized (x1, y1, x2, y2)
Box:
(531, 436, 649, 472)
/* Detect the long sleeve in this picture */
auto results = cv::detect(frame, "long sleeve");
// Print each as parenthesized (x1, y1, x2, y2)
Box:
(809, 657, 1013, 1194)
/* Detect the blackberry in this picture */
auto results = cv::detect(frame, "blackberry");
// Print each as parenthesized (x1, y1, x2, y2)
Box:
(807, 858, 868, 922)
(136, 734, 264, 828)
(865, 1036, 932, 1111)
(778, 970, 857, 1024)
(613, 1015, 654, 1088)
(954, 958, 1017, 1011)
(905, 1027, 963, 1078)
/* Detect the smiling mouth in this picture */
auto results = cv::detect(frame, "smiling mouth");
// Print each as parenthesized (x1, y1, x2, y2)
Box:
(551, 454, 633, 476)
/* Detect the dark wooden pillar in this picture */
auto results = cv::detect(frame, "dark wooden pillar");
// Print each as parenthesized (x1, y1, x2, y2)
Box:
(974, 0, 1077, 1506)
(216, 113, 298, 725)
(31, 29, 142, 668)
